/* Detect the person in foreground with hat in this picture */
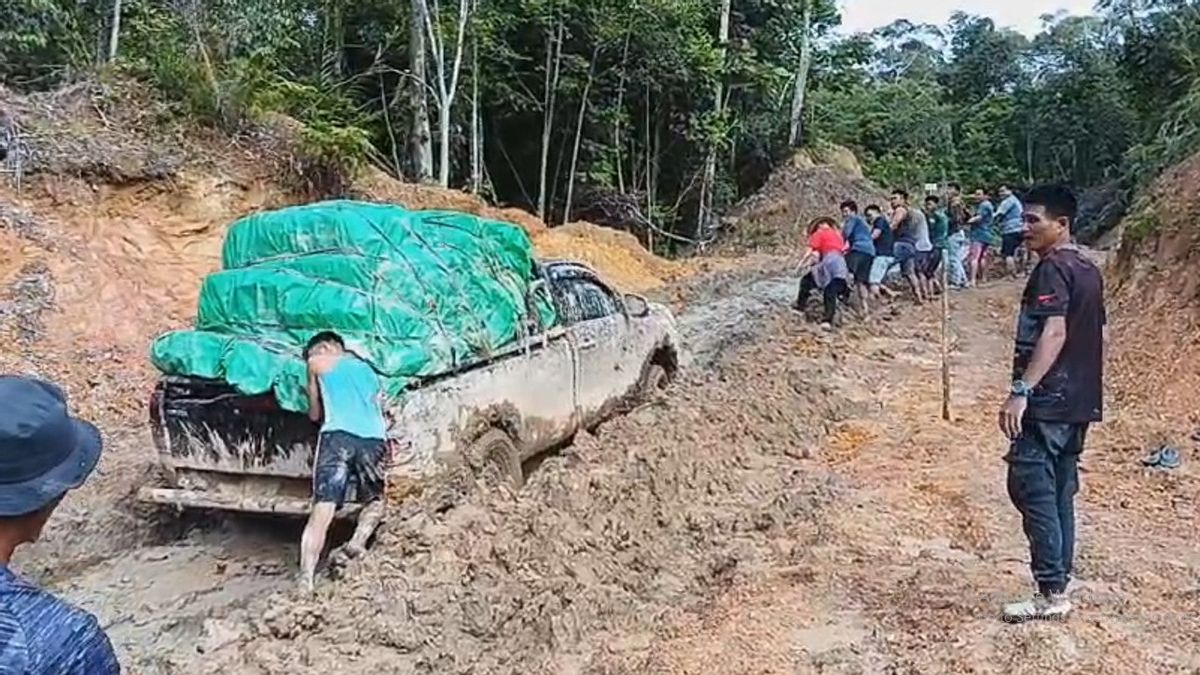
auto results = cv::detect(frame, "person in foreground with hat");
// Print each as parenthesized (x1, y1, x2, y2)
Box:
(0, 376, 120, 673)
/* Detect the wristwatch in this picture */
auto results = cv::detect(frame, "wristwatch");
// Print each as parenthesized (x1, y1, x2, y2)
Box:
(1010, 380, 1032, 397)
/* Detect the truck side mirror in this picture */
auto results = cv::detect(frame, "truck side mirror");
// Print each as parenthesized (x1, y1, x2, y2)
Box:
(624, 294, 650, 318)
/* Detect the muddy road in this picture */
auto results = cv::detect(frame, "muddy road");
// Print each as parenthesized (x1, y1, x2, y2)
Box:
(14, 266, 1200, 674)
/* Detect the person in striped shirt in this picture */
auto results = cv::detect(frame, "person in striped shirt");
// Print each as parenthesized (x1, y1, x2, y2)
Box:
(0, 376, 120, 674)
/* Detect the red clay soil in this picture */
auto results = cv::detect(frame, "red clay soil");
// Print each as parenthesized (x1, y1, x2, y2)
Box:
(716, 152, 889, 256)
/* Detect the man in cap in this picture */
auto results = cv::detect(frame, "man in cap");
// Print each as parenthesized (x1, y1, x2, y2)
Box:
(0, 376, 120, 673)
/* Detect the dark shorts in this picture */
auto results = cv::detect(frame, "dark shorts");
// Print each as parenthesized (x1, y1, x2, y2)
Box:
(894, 242, 917, 275)
(922, 247, 943, 278)
(313, 430, 387, 507)
(1001, 231, 1024, 257)
(844, 251, 873, 285)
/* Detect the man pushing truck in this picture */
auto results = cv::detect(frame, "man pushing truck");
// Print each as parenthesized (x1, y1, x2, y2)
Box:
(299, 331, 390, 594)
(142, 201, 682, 594)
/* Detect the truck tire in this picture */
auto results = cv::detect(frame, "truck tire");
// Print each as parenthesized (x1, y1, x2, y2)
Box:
(638, 364, 669, 402)
(470, 429, 524, 490)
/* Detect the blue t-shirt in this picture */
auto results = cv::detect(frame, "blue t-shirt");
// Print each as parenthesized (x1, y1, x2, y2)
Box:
(318, 355, 388, 440)
(0, 567, 120, 674)
(841, 214, 875, 256)
(971, 200, 995, 243)
(870, 215, 894, 256)
(997, 195, 1024, 234)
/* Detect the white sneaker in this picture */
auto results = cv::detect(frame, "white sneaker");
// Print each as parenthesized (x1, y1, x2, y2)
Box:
(1002, 592, 1071, 623)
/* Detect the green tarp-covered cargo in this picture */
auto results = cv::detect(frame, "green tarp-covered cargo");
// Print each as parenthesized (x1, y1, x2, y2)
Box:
(150, 200, 557, 412)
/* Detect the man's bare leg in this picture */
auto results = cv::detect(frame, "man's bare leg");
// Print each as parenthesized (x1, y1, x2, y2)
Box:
(857, 283, 871, 319)
(906, 271, 925, 304)
(342, 499, 385, 558)
(300, 502, 338, 594)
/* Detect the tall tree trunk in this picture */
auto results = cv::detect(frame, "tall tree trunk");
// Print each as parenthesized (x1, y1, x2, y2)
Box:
(549, 120, 571, 219)
(438, 104, 453, 185)
(614, 27, 632, 195)
(108, 0, 123, 61)
(697, 0, 732, 243)
(330, 0, 344, 76)
(470, 0, 482, 193)
(564, 47, 600, 224)
(1025, 126, 1034, 184)
(537, 21, 565, 222)
(410, 0, 433, 182)
(381, 72, 404, 178)
(647, 89, 656, 216)
(787, 0, 813, 148)
(420, 0, 473, 187)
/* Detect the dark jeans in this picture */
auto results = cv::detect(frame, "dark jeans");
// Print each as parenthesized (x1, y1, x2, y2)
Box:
(796, 274, 849, 323)
(1005, 419, 1088, 595)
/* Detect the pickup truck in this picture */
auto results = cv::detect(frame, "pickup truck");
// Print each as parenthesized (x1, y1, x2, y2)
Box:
(139, 260, 682, 516)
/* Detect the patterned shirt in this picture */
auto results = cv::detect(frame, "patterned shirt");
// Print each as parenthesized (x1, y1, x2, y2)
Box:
(0, 566, 120, 674)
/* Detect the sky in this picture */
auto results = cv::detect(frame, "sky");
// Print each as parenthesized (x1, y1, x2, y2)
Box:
(839, 0, 1098, 37)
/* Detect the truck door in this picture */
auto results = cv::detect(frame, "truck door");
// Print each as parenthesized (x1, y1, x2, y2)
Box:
(556, 274, 641, 424)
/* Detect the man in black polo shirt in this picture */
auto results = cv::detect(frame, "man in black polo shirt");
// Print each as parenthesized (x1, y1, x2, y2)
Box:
(997, 184, 1105, 623)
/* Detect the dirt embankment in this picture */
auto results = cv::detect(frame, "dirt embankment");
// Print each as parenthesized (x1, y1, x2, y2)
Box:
(1106, 148, 1200, 432)
(0, 81, 682, 427)
(716, 146, 889, 255)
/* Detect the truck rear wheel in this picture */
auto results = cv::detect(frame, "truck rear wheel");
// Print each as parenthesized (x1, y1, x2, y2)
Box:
(470, 429, 524, 490)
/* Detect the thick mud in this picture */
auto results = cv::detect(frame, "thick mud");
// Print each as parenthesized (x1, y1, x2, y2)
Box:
(14, 264, 1200, 674)
(22, 262, 849, 673)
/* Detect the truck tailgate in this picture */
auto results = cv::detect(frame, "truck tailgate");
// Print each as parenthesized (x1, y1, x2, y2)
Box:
(151, 376, 318, 478)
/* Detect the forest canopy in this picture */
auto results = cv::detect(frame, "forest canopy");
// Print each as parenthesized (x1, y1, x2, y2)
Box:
(3, 0, 1199, 244)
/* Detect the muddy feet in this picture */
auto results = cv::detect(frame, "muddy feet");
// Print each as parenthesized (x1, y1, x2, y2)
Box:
(331, 542, 367, 566)
(297, 571, 316, 598)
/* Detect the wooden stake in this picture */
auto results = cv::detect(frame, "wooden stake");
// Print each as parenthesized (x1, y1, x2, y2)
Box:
(941, 247, 952, 421)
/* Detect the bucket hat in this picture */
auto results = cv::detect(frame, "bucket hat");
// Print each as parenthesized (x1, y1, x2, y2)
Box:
(0, 376, 102, 517)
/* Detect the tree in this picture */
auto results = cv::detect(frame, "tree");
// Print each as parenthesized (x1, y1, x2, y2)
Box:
(537, 16, 564, 221)
(787, 0, 813, 147)
(869, 20, 944, 83)
(696, 0, 731, 243)
(417, 0, 473, 187)
(943, 13, 1027, 105)
(410, 0, 434, 182)
(108, 0, 123, 61)
(5, 0, 1197, 245)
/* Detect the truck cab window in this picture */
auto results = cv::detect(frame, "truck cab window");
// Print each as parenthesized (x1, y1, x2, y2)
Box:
(563, 278, 618, 323)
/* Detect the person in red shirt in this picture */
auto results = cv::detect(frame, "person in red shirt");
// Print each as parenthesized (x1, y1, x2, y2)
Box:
(794, 217, 851, 326)
(807, 219, 845, 257)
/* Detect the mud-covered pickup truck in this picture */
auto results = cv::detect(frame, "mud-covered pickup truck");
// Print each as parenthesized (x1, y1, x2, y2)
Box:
(140, 260, 682, 516)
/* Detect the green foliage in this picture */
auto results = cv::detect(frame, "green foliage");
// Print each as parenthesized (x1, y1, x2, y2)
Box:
(0, 0, 96, 86)
(955, 95, 1019, 187)
(3, 0, 1200, 239)
(808, 78, 954, 188)
(1121, 196, 1163, 246)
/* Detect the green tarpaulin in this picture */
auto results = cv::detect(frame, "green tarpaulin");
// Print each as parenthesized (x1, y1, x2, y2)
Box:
(150, 200, 556, 412)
